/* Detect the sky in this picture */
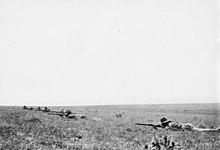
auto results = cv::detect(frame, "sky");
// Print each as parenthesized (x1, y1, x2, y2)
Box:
(0, 0, 219, 106)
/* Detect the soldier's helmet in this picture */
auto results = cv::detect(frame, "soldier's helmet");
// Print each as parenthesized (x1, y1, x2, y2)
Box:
(65, 110, 72, 115)
(160, 116, 168, 123)
(160, 116, 172, 127)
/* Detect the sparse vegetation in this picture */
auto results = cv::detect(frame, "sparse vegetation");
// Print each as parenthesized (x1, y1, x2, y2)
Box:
(0, 104, 219, 150)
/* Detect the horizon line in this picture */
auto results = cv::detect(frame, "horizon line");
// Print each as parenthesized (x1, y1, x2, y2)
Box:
(0, 102, 219, 107)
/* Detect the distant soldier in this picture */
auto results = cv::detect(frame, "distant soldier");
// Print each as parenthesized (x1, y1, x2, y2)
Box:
(48, 109, 75, 118)
(23, 106, 33, 110)
(35, 107, 42, 111)
(42, 107, 50, 112)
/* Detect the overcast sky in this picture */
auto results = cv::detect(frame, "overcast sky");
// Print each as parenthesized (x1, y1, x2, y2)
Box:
(0, 0, 219, 106)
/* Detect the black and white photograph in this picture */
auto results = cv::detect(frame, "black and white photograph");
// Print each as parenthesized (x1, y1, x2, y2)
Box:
(0, 0, 219, 149)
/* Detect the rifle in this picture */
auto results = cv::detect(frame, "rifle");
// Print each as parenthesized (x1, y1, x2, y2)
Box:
(135, 123, 163, 130)
(48, 112, 65, 117)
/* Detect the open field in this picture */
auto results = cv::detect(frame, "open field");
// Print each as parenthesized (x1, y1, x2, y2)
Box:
(0, 103, 219, 150)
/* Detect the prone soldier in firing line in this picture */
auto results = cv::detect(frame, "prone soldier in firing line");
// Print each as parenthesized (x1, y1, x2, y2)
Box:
(136, 117, 172, 130)
(136, 116, 220, 132)
(48, 109, 76, 119)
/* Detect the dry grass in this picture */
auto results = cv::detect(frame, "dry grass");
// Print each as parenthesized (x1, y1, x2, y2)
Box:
(0, 103, 219, 150)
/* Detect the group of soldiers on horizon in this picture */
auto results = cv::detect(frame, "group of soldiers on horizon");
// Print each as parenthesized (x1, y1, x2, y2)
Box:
(23, 106, 86, 119)
(23, 106, 50, 112)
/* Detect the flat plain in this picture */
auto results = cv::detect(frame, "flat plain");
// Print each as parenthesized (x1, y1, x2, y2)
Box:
(0, 103, 219, 150)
